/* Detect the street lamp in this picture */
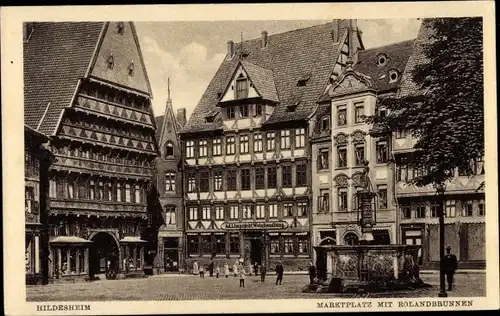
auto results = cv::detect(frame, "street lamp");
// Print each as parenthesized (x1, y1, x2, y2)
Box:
(436, 182, 447, 298)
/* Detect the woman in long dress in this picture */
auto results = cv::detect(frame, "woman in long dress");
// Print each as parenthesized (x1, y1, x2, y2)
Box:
(233, 261, 238, 277)
(224, 262, 230, 278)
(193, 260, 199, 275)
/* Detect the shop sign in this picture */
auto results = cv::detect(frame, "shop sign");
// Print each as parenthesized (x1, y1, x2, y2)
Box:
(221, 221, 288, 230)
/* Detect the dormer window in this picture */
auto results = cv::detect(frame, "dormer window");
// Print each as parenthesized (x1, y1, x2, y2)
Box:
(107, 53, 114, 70)
(389, 69, 399, 83)
(117, 22, 125, 35)
(377, 53, 388, 67)
(321, 115, 330, 131)
(378, 106, 387, 118)
(128, 61, 135, 76)
(165, 143, 174, 158)
(297, 73, 311, 87)
(235, 77, 249, 99)
(226, 107, 235, 119)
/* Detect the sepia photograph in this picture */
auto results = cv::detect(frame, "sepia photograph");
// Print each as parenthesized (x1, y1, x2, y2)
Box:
(2, 2, 498, 315)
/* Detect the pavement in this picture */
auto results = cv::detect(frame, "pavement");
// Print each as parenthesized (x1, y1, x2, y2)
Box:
(26, 273, 486, 301)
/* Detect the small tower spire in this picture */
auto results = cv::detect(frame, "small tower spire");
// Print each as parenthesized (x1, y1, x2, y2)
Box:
(167, 77, 171, 102)
(239, 31, 244, 60)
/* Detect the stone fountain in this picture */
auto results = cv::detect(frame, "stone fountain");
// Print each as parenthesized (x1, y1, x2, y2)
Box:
(305, 162, 427, 294)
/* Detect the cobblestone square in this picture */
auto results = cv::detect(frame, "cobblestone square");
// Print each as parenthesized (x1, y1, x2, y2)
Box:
(26, 273, 485, 301)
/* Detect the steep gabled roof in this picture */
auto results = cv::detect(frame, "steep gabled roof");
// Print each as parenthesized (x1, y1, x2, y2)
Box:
(181, 21, 347, 134)
(354, 39, 416, 92)
(24, 22, 105, 135)
(240, 61, 278, 102)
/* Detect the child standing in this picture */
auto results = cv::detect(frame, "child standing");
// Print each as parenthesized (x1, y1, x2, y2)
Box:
(238, 264, 246, 288)
(216, 264, 220, 278)
(199, 265, 205, 278)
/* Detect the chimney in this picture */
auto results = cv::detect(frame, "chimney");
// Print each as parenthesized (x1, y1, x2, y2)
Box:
(261, 30, 268, 48)
(177, 108, 187, 127)
(227, 40, 234, 59)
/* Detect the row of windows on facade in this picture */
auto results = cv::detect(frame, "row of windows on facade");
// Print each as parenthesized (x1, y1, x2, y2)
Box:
(79, 81, 150, 113)
(52, 144, 154, 167)
(65, 114, 154, 143)
(316, 185, 388, 213)
(395, 162, 485, 183)
(183, 164, 307, 193)
(48, 179, 145, 204)
(185, 128, 306, 159)
(187, 202, 309, 220)
(400, 199, 486, 219)
(316, 141, 389, 171)
(186, 233, 310, 255)
(319, 102, 368, 132)
(224, 103, 265, 119)
(24, 149, 40, 177)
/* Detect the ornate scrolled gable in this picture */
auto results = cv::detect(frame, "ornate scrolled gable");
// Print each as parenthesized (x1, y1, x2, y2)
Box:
(333, 173, 349, 187)
(328, 67, 375, 97)
(351, 130, 366, 143)
(334, 133, 348, 146)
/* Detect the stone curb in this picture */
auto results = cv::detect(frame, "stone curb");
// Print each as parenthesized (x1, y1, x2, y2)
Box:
(419, 270, 485, 275)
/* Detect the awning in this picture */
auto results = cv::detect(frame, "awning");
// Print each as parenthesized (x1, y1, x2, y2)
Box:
(119, 236, 147, 243)
(50, 236, 93, 245)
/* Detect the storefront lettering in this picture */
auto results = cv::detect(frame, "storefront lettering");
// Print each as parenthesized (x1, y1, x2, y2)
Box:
(221, 221, 288, 230)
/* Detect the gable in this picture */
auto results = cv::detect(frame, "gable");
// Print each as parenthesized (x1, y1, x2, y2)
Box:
(220, 63, 260, 102)
(89, 22, 151, 95)
(328, 69, 375, 97)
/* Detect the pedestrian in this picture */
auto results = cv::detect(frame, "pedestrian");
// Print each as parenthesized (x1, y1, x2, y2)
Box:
(308, 261, 317, 285)
(442, 246, 458, 291)
(238, 263, 246, 288)
(216, 264, 220, 278)
(193, 260, 199, 275)
(224, 262, 230, 278)
(209, 260, 214, 277)
(260, 264, 267, 282)
(233, 260, 238, 277)
(199, 265, 205, 278)
(249, 262, 253, 276)
(254, 262, 259, 276)
(275, 261, 284, 285)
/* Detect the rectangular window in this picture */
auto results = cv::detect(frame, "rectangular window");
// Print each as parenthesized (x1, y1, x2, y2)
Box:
(135, 185, 141, 203)
(213, 170, 223, 191)
(282, 166, 292, 188)
(378, 107, 387, 118)
(230, 234, 240, 253)
(296, 163, 307, 187)
(230, 205, 239, 219)
(318, 148, 329, 170)
(227, 169, 237, 191)
(354, 102, 364, 123)
(337, 146, 347, 168)
(88, 180, 95, 200)
(241, 169, 251, 190)
(226, 136, 235, 155)
(337, 105, 347, 126)
(280, 130, 291, 149)
(256, 104, 263, 116)
(49, 180, 56, 198)
(255, 167, 265, 190)
(478, 199, 485, 216)
(298, 235, 309, 254)
(270, 236, 280, 254)
(212, 138, 222, 156)
(256, 205, 265, 219)
(318, 189, 329, 213)
(269, 204, 278, 218)
(376, 141, 389, 164)
(284, 237, 294, 254)
(295, 128, 305, 148)
(402, 205, 412, 218)
(242, 205, 253, 219)
(188, 207, 198, 220)
(186, 141, 195, 159)
(445, 200, 456, 217)
(200, 171, 210, 192)
(462, 200, 473, 217)
(199, 140, 208, 157)
(187, 234, 199, 255)
(187, 173, 196, 192)
(377, 185, 387, 209)
(125, 184, 131, 202)
(67, 182, 74, 199)
(236, 79, 249, 100)
(226, 107, 235, 119)
(215, 206, 224, 220)
(253, 133, 263, 153)
(267, 166, 277, 188)
(215, 235, 225, 254)
(415, 204, 426, 218)
(354, 144, 365, 166)
(116, 183, 121, 202)
(284, 203, 294, 217)
(239, 104, 249, 117)
(107, 183, 113, 201)
(297, 202, 308, 217)
(165, 206, 176, 225)
(201, 235, 212, 254)
(202, 206, 211, 220)
(338, 188, 348, 212)
(266, 132, 276, 151)
(430, 202, 439, 217)
(239, 135, 249, 154)
(25, 187, 34, 213)
(395, 130, 407, 139)
(165, 172, 176, 192)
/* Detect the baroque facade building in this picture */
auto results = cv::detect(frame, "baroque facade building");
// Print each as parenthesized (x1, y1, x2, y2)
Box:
(179, 20, 362, 271)
(24, 22, 160, 282)
(154, 80, 187, 273)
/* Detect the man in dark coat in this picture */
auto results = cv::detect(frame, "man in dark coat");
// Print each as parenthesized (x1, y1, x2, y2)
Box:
(442, 246, 458, 291)
(275, 262, 284, 285)
(308, 262, 317, 284)
(260, 264, 267, 282)
(209, 260, 214, 277)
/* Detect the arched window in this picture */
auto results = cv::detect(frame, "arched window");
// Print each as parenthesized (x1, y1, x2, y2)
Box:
(344, 233, 359, 246)
(165, 142, 174, 158)
(321, 115, 330, 131)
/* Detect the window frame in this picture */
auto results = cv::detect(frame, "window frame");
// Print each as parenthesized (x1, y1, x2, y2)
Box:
(281, 165, 292, 188)
(354, 102, 365, 124)
(295, 128, 305, 149)
(255, 167, 265, 190)
(266, 132, 276, 152)
(239, 135, 249, 154)
(226, 136, 236, 155)
(164, 172, 176, 192)
(296, 163, 307, 187)
(241, 168, 251, 190)
(337, 105, 347, 126)
(253, 133, 263, 153)
(280, 130, 291, 150)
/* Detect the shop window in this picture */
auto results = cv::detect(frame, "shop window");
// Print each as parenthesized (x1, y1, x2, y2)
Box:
(212, 138, 222, 156)
(240, 135, 249, 154)
(338, 188, 348, 212)
(213, 170, 223, 191)
(270, 236, 280, 254)
(187, 235, 199, 254)
(253, 133, 263, 153)
(267, 166, 277, 188)
(317, 148, 329, 170)
(70, 249, 77, 274)
(445, 200, 456, 217)
(280, 130, 291, 149)
(227, 169, 237, 191)
(255, 167, 265, 190)
(165, 206, 176, 225)
(298, 235, 309, 253)
(215, 235, 226, 254)
(241, 169, 251, 190)
(282, 165, 292, 188)
(269, 204, 278, 218)
(284, 237, 294, 254)
(230, 234, 240, 254)
(266, 132, 276, 151)
(344, 233, 359, 246)
(165, 172, 176, 192)
(201, 235, 212, 254)
(295, 128, 305, 148)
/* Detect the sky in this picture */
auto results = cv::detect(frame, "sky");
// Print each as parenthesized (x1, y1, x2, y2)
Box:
(134, 19, 422, 120)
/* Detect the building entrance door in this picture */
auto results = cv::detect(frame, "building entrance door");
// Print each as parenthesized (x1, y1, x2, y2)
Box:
(163, 238, 179, 272)
(89, 232, 119, 280)
(250, 238, 263, 265)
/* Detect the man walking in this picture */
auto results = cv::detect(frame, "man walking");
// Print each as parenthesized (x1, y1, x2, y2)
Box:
(260, 264, 267, 282)
(308, 261, 316, 284)
(442, 246, 458, 291)
(275, 261, 284, 285)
